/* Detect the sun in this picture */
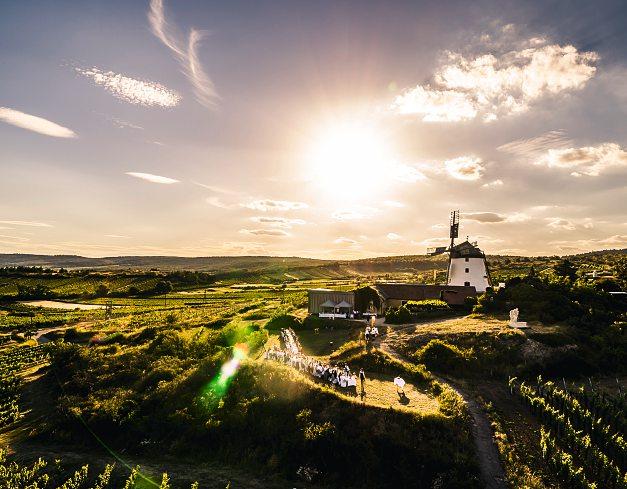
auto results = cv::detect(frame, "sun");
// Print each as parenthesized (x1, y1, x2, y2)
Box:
(305, 120, 395, 202)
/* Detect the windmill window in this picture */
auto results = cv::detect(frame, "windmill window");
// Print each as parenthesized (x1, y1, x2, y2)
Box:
(464, 281, 470, 286)
(465, 257, 469, 262)
(465, 268, 469, 273)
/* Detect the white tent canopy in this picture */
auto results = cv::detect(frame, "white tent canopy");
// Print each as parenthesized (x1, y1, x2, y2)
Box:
(335, 300, 352, 308)
(320, 300, 337, 308)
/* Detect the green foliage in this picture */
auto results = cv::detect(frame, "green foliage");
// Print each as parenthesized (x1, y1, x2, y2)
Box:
(385, 305, 413, 324)
(405, 299, 450, 312)
(473, 275, 624, 332)
(415, 339, 474, 374)
(265, 314, 301, 331)
(512, 378, 627, 488)
(554, 259, 578, 282)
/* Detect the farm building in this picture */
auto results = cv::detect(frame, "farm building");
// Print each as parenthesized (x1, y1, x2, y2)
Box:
(354, 283, 477, 314)
(307, 289, 355, 318)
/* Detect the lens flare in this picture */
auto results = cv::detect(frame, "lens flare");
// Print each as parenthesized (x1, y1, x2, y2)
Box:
(198, 343, 249, 410)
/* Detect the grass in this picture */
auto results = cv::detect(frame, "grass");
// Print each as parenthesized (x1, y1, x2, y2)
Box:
(298, 328, 361, 357)
(359, 371, 440, 413)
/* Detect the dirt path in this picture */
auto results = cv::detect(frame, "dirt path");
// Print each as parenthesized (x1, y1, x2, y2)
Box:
(378, 326, 507, 489)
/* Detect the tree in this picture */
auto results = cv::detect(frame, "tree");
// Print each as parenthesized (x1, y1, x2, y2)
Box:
(154, 280, 173, 306)
(95, 284, 109, 297)
(554, 259, 577, 282)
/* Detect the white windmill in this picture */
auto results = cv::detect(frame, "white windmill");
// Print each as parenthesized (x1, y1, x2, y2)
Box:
(427, 211, 492, 292)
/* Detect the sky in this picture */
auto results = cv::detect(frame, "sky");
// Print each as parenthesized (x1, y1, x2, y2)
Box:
(1, 0, 626, 259)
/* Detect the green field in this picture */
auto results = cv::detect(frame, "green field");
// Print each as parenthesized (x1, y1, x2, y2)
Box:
(0, 250, 624, 488)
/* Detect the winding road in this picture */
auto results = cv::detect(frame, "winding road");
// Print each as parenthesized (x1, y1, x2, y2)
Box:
(377, 324, 507, 489)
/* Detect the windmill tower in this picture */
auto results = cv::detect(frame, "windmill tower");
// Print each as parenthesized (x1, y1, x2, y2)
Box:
(428, 211, 492, 292)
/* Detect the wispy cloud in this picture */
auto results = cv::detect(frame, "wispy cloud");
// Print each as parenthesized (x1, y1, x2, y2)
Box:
(535, 143, 627, 177)
(497, 130, 572, 157)
(148, 0, 218, 108)
(387, 232, 402, 240)
(206, 196, 236, 209)
(445, 156, 484, 180)
(75, 67, 181, 107)
(546, 218, 576, 231)
(393, 37, 597, 122)
(243, 199, 308, 212)
(125, 172, 179, 184)
(334, 237, 358, 245)
(331, 206, 379, 221)
(104, 234, 130, 238)
(240, 228, 290, 237)
(0, 220, 53, 228)
(464, 212, 530, 223)
(0, 107, 76, 138)
(193, 181, 239, 195)
(0, 235, 29, 242)
(250, 216, 306, 228)
(481, 179, 504, 188)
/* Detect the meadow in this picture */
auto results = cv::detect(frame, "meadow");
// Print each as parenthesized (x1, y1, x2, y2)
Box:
(0, 249, 624, 488)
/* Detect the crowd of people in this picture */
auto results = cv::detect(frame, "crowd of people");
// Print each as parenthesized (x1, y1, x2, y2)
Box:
(264, 328, 365, 396)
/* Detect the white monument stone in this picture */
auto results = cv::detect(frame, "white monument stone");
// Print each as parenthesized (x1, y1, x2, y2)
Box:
(509, 308, 528, 328)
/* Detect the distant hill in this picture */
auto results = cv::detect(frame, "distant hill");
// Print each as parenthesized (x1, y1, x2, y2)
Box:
(0, 249, 623, 274)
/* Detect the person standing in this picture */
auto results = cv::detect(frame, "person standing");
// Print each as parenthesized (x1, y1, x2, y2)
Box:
(359, 368, 366, 391)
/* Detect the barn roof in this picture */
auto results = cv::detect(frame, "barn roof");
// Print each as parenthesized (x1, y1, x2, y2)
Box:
(371, 283, 477, 302)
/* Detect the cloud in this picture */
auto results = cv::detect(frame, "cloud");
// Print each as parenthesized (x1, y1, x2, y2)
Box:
(392, 86, 477, 122)
(465, 212, 507, 223)
(546, 218, 576, 231)
(75, 67, 180, 107)
(549, 235, 627, 252)
(465, 212, 530, 223)
(243, 199, 308, 212)
(250, 216, 305, 228)
(331, 207, 378, 221)
(334, 237, 358, 245)
(393, 40, 597, 122)
(109, 117, 143, 130)
(481, 179, 504, 188)
(0, 235, 29, 242)
(206, 196, 235, 209)
(392, 163, 427, 182)
(417, 237, 450, 247)
(0, 107, 76, 138)
(193, 181, 238, 195)
(126, 172, 179, 184)
(387, 232, 402, 240)
(240, 228, 290, 237)
(497, 130, 572, 157)
(0, 220, 53, 228)
(535, 143, 627, 177)
(148, 0, 218, 108)
(104, 234, 130, 238)
(445, 156, 484, 180)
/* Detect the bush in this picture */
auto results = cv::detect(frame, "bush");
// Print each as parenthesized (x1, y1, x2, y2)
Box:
(405, 299, 450, 313)
(415, 339, 474, 374)
(385, 305, 413, 324)
(266, 314, 302, 330)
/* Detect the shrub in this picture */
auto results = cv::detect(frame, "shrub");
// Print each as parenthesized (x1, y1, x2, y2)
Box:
(266, 314, 302, 330)
(415, 339, 474, 374)
(385, 305, 413, 324)
(405, 299, 450, 313)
